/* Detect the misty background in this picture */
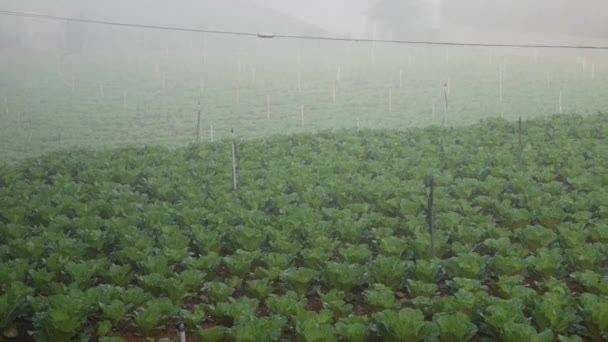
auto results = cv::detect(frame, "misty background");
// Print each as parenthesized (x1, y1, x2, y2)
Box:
(1, 0, 607, 52)
(0, 0, 607, 163)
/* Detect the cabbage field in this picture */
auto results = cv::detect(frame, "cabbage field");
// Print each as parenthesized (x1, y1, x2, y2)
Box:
(1, 113, 607, 341)
(1, 44, 607, 164)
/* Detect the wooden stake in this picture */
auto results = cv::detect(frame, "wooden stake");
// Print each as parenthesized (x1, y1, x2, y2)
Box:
(499, 65, 504, 118)
(231, 128, 237, 190)
(499, 65, 504, 103)
(332, 83, 337, 103)
(443, 83, 449, 128)
(266, 95, 270, 120)
(196, 100, 201, 143)
(236, 86, 240, 110)
(582, 57, 587, 71)
(427, 175, 436, 258)
(55, 53, 61, 75)
(371, 43, 376, 66)
(337, 65, 341, 83)
(518, 117, 523, 170)
(297, 71, 302, 92)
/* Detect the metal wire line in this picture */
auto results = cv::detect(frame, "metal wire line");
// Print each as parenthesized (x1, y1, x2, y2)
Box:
(2, 9, 608, 50)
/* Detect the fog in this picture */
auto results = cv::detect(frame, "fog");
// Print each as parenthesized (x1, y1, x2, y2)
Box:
(2, 0, 607, 44)
(0, 0, 607, 163)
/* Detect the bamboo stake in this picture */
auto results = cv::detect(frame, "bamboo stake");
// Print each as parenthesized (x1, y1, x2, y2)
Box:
(427, 175, 436, 258)
(499, 65, 504, 118)
(55, 53, 62, 76)
(332, 83, 337, 103)
(266, 95, 270, 120)
(196, 100, 201, 143)
(371, 43, 376, 66)
(443, 82, 449, 128)
(297, 71, 302, 92)
(231, 128, 237, 190)
(236, 86, 240, 111)
(446, 77, 451, 95)
(337, 65, 341, 83)
(518, 117, 524, 170)
(582, 57, 587, 71)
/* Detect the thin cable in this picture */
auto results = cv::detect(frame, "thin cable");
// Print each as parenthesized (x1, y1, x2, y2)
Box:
(2, 9, 608, 50)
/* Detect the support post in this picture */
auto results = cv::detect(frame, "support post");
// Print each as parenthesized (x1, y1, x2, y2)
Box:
(427, 175, 436, 258)
(196, 100, 201, 143)
(231, 128, 237, 190)
(518, 117, 524, 170)
(443, 82, 449, 128)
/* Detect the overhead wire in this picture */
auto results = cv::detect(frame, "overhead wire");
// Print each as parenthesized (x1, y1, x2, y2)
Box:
(1, 9, 608, 50)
